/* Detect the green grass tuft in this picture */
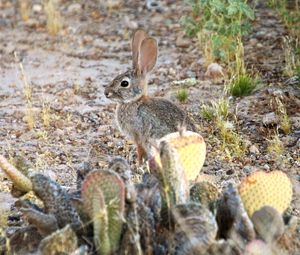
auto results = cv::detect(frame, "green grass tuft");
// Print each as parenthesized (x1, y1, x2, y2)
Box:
(228, 74, 257, 97)
(176, 88, 189, 103)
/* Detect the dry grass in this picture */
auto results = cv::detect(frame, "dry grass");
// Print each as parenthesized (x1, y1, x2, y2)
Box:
(44, 0, 63, 35)
(283, 36, 297, 77)
(201, 98, 246, 159)
(267, 134, 284, 158)
(14, 52, 35, 130)
(19, 0, 30, 22)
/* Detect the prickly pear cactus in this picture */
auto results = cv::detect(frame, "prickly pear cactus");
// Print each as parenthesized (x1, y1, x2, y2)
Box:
(81, 170, 125, 255)
(158, 140, 189, 208)
(172, 203, 217, 254)
(238, 171, 293, 217)
(38, 224, 78, 255)
(0, 155, 32, 192)
(30, 174, 82, 231)
(190, 181, 219, 211)
(251, 206, 284, 243)
(244, 239, 273, 255)
(154, 131, 206, 181)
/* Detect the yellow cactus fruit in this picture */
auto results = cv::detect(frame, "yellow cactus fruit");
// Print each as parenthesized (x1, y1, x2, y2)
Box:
(239, 171, 293, 217)
(153, 131, 206, 181)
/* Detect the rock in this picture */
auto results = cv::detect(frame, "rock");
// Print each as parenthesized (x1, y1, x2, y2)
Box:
(262, 112, 279, 126)
(205, 63, 224, 80)
(290, 116, 300, 130)
(249, 145, 260, 154)
(32, 4, 42, 13)
(146, 0, 163, 12)
(262, 164, 270, 171)
(242, 165, 256, 174)
(124, 16, 138, 30)
(175, 36, 190, 48)
(83, 35, 93, 44)
(296, 138, 300, 149)
(67, 3, 82, 13)
(281, 136, 297, 147)
(249, 38, 258, 46)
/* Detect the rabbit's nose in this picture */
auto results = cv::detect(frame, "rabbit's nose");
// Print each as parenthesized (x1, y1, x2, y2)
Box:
(104, 90, 112, 98)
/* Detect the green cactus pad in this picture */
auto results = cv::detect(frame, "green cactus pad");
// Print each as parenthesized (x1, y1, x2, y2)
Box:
(81, 170, 125, 254)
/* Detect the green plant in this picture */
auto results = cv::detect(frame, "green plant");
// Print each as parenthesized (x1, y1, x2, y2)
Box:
(176, 88, 189, 103)
(228, 74, 257, 97)
(200, 98, 246, 158)
(81, 170, 125, 255)
(181, 0, 254, 70)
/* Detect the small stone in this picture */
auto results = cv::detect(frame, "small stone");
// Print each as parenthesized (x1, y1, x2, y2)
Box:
(124, 16, 138, 30)
(205, 63, 224, 80)
(249, 38, 258, 46)
(83, 35, 93, 44)
(296, 138, 300, 149)
(290, 116, 300, 130)
(243, 165, 256, 174)
(257, 43, 263, 48)
(32, 4, 42, 13)
(281, 136, 297, 147)
(262, 112, 279, 126)
(262, 164, 270, 171)
(249, 145, 260, 154)
(67, 3, 82, 13)
(176, 36, 190, 48)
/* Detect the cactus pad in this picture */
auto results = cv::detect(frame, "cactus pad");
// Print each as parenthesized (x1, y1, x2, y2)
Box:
(239, 171, 292, 217)
(244, 239, 272, 255)
(190, 181, 219, 210)
(154, 131, 206, 181)
(0, 155, 32, 192)
(251, 206, 284, 243)
(81, 170, 125, 254)
(172, 203, 217, 254)
(38, 225, 78, 255)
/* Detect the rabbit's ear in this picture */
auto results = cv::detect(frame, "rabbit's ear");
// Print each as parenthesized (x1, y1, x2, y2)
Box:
(138, 37, 158, 77)
(132, 29, 147, 70)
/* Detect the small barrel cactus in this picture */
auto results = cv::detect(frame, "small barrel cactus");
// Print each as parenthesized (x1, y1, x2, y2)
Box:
(81, 170, 125, 255)
(238, 170, 293, 217)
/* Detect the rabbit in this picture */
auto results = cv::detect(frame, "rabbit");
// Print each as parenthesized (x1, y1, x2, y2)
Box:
(104, 29, 196, 164)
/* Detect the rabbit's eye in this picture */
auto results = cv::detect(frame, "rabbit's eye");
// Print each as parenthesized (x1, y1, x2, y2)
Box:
(121, 80, 129, 87)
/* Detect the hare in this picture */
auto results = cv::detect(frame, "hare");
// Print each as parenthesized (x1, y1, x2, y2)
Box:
(104, 29, 196, 163)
